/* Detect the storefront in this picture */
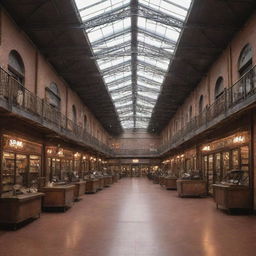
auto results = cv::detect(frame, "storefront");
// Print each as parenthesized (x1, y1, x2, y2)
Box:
(46, 146, 82, 182)
(1, 134, 42, 194)
(201, 131, 250, 194)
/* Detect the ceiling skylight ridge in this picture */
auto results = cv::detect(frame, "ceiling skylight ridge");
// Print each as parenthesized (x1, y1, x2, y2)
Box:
(75, 0, 192, 129)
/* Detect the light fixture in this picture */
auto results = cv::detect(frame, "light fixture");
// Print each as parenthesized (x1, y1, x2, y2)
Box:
(233, 136, 245, 143)
(47, 149, 53, 154)
(133, 159, 139, 163)
(57, 149, 64, 156)
(9, 139, 23, 149)
(202, 146, 210, 151)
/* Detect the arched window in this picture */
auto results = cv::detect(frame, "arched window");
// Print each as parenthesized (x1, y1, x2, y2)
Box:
(45, 82, 60, 109)
(215, 77, 224, 100)
(72, 105, 77, 124)
(238, 44, 252, 76)
(83, 114, 87, 129)
(8, 50, 25, 85)
(199, 95, 204, 113)
(189, 105, 193, 120)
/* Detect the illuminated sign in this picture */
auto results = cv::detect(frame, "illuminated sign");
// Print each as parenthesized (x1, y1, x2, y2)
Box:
(233, 136, 245, 143)
(9, 139, 23, 148)
(202, 146, 211, 151)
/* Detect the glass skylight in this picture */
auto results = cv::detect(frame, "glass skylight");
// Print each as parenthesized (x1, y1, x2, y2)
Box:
(75, 0, 192, 129)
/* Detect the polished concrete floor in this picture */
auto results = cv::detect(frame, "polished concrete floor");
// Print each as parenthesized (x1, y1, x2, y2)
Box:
(0, 178, 256, 256)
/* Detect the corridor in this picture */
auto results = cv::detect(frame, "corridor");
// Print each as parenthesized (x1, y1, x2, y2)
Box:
(0, 178, 256, 256)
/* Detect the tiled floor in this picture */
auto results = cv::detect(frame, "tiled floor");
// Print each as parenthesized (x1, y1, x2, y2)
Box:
(0, 178, 256, 256)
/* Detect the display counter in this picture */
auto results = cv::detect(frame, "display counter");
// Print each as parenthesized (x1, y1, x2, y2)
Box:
(112, 175, 119, 183)
(72, 181, 86, 201)
(95, 176, 104, 190)
(103, 176, 112, 187)
(212, 184, 250, 211)
(84, 179, 99, 193)
(153, 176, 160, 184)
(164, 177, 177, 190)
(0, 192, 44, 228)
(159, 176, 165, 186)
(176, 180, 207, 197)
(40, 185, 75, 211)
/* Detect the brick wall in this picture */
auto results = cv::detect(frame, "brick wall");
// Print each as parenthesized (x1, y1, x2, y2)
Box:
(0, 9, 110, 145)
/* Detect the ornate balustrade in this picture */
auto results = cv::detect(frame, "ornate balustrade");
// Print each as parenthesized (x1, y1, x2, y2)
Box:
(160, 65, 256, 154)
(0, 67, 112, 155)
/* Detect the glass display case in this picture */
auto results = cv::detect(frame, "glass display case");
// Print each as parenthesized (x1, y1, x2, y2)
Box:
(1, 135, 42, 195)
(201, 131, 250, 196)
(222, 151, 230, 176)
(215, 153, 221, 183)
(2, 152, 15, 193)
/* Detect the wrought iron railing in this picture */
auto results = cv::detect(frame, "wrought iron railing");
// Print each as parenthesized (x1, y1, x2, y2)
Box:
(160, 65, 256, 154)
(0, 67, 113, 155)
(114, 148, 159, 157)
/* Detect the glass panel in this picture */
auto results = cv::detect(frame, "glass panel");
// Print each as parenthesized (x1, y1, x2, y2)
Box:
(232, 149, 239, 169)
(240, 146, 249, 171)
(193, 156, 197, 170)
(29, 155, 41, 187)
(52, 158, 61, 181)
(215, 153, 221, 183)
(203, 156, 207, 179)
(185, 158, 191, 171)
(2, 152, 15, 193)
(16, 154, 28, 187)
(208, 155, 213, 193)
(74, 0, 192, 129)
(222, 152, 230, 177)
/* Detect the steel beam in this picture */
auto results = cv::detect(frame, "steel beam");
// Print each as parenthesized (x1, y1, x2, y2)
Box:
(83, 3, 130, 29)
(101, 60, 131, 75)
(138, 3, 184, 29)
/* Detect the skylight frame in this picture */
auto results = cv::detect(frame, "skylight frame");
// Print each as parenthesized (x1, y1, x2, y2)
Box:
(75, 0, 192, 130)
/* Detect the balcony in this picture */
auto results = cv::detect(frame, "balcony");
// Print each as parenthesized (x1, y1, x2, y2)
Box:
(160, 65, 256, 154)
(0, 67, 112, 155)
(113, 148, 159, 158)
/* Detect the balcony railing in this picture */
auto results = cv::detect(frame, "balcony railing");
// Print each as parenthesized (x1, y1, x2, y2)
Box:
(160, 65, 256, 154)
(0, 67, 112, 155)
(114, 148, 159, 157)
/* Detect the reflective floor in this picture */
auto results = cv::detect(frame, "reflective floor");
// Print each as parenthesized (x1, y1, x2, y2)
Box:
(0, 178, 256, 256)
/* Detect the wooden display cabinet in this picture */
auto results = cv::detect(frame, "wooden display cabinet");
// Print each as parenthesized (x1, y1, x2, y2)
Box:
(153, 176, 160, 184)
(103, 176, 112, 187)
(72, 181, 86, 201)
(177, 180, 207, 197)
(40, 185, 75, 211)
(0, 192, 44, 229)
(212, 184, 250, 211)
(97, 177, 104, 190)
(85, 179, 99, 193)
(164, 177, 177, 190)
(112, 175, 119, 183)
(159, 176, 165, 186)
